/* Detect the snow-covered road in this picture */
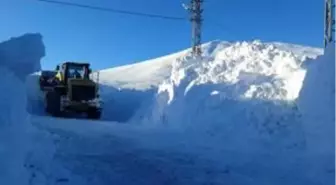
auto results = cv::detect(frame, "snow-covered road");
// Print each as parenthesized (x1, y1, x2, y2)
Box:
(28, 115, 327, 185)
(30, 116, 235, 185)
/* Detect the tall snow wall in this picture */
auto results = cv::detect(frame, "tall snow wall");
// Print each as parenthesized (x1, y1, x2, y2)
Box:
(0, 33, 45, 185)
(298, 44, 335, 154)
(134, 40, 312, 152)
(0, 67, 31, 184)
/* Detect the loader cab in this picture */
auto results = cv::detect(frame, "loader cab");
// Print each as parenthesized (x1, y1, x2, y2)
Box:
(58, 62, 92, 85)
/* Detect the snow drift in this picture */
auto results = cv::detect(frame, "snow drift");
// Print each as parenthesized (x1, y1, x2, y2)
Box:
(137, 40, 320, 127)
(0, 33, 45, 80)
(126, 41, 333, 185)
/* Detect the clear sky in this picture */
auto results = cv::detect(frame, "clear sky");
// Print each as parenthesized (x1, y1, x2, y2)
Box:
(0, 0, 325, 70)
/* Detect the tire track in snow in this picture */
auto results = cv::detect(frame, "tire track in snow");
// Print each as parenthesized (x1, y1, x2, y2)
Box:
(30, 115, 317, 185)
(30, 116, 235, 185)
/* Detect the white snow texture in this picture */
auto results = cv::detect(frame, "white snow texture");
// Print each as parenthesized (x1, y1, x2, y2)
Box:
(0, 67, 31, 184)
(136, 40, 322, 128)
(298, 44, 335, 153)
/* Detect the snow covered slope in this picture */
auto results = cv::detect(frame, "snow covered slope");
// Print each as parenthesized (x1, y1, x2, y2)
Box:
(98, 40, 322, 90)
(98, 49, 189, 90)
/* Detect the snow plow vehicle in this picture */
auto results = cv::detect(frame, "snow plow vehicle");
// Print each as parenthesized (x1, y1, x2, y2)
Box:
(39, 62, 102, 119)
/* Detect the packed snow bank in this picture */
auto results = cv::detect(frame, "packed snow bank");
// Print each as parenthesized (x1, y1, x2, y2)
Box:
(0, 34, 70, 184)
(298, 44, 335, 154)
(99, 40, 321, 123)
(0, 33, 45, 80)
(123, 41, 331, 184)
(132, 40, 314, 153)
(0, 67, 31, 185)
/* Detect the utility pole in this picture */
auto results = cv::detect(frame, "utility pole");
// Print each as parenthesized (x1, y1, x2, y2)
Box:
(187, 0, 203, 57)
(324, 0, 335, 48)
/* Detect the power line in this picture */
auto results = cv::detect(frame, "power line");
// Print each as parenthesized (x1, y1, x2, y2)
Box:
(37, 0, 187, 21)
(205, 20, 240, 41)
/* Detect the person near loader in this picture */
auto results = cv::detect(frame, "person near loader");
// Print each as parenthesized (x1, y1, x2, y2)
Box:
(55, 64, 65, 83)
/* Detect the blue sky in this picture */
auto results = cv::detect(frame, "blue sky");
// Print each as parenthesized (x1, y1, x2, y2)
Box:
(0, 0, 325, 70)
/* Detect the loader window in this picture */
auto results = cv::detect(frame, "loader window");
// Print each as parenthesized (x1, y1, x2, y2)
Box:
(67, 65, 89, 79)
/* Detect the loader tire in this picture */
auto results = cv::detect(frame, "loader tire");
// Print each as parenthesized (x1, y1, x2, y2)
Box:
(87, 108, 101, 120)
(46, 91, 62, 117)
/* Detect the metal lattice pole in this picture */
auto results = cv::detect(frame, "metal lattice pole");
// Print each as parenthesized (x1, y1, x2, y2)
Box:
(324, 0, 335, 48)
(189, 0, 203, 57)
